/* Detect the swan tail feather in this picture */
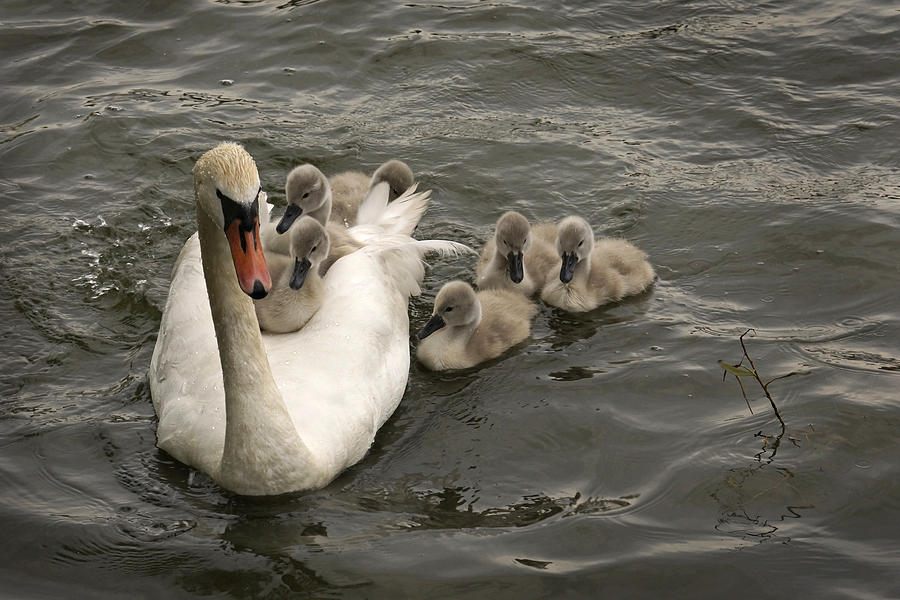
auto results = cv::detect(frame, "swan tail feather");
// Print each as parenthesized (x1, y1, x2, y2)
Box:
(376, 239, 475, 298)
(355, 181, 390, 226)
(354, 182, 430, 238)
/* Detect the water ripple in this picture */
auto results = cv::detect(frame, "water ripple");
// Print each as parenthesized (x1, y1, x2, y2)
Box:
(1, 0, 899, 596)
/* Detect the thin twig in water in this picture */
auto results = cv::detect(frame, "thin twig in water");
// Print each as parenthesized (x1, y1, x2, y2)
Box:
(719, 328, 809, 432)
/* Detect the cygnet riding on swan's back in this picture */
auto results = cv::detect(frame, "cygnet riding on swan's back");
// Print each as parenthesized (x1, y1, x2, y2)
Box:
(276, 164, 333, 232)
(279, 161, 414, 230)
(540, 215, 656, 312)
(329, 160, 414, 227)
(416, 280, 537, 371)
(254, 216, 330, 334)
(476, 211, 558, 297)
(149, 142, 466, 495)
(276, 162, 423, 275)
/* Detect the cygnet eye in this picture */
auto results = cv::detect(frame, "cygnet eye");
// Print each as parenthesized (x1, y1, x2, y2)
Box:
(311, 245, 317, 252)
(578, 240, 584, 247)
(302, 192, 310, 199)
(444, 306, 454, 313)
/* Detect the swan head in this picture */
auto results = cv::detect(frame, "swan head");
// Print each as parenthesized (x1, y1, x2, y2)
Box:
(493, 211, 532, 284)
(193, 142, 271, 299)
(556, 216, 594, 284)
(371, 160, 414, 201)
(285, 216, 330, 290)
(418, 280, 481, 339)
(278, 164, 332, 234)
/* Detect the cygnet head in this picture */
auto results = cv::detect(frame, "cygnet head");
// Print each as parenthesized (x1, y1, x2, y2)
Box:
(556, 216, 594, 284)
(278, 164, 331, 234)
(493, 211, 533, 284)
(192, 142, 271, 299)
(372, 160, 414, 201)
(285, 216, 330, 290)
(418, 280, 481, 340)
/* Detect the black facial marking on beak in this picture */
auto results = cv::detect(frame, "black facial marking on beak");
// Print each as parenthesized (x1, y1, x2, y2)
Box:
(560, 251, 578, 284)
(507, 251, 524, 284)
(289, 256, 312, 290)
(219, 188, 272, 297)
(218, 189, 260, 250)
(277, 203, 303, 234)
(418, 314, 446, 340)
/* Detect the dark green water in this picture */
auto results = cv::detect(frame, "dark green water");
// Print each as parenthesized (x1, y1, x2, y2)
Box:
(1, 0, 899, 598)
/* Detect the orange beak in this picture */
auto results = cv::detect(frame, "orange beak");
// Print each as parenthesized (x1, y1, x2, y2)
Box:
(225, 217, 271, 299)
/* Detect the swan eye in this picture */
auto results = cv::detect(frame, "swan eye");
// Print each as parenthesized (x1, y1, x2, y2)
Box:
(311, 245, 317, 252)
(302, 192, 310, 199)
(444, 306, 454, 313)
(578, 240, 584, 247)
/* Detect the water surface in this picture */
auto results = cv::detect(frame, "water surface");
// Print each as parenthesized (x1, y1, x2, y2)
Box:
(1, 0, 899, 597)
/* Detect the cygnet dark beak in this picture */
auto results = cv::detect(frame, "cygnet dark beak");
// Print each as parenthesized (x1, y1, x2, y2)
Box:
(289, 256, 312, 290)
(507, 251, 524, 284)
(276, 204, 303, 234)
(418, 314, 446, 340)
(560, 251, 579, 284)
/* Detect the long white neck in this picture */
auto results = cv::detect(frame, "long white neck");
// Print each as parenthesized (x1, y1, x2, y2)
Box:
(196, 204, 315, 495)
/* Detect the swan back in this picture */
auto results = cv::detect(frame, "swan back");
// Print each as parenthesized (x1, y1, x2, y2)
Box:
(263, 238, 469, 463)
(318, 223, 364, 276)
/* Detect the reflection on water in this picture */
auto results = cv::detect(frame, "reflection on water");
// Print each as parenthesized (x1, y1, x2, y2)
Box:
(712, 462, 814, 546)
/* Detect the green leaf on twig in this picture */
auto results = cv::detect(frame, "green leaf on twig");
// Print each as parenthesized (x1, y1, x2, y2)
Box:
(718, 361, 755, 377)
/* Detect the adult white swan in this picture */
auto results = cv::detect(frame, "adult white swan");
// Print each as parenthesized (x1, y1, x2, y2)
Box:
(150, 142, 464, 495)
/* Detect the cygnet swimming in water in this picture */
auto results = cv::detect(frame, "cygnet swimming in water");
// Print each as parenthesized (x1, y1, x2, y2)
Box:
(476, 211, 558, 297)
(416, 280, 537, 370)
(329, 160, 415, 227)
(254, 216, 330, 333)
(540, 215, 655, 312)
